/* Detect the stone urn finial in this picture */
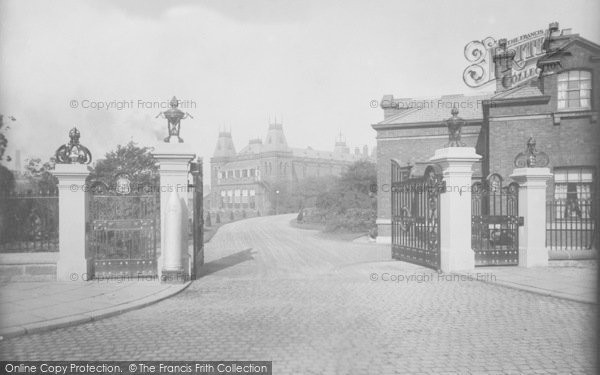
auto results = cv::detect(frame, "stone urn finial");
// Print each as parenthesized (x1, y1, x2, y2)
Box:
(444, 107, 466, 147)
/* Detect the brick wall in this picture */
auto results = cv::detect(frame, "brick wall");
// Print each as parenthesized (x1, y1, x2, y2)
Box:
(375, 123, 483, 223)
(488, 42, 600, 198)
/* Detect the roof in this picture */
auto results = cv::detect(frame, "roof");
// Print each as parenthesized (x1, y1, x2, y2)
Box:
(219, 159, 261, 169)
(291, 147, 362, 162)
(491, 84, 544, 100)
(238, 141, 263, 155)
(377, 93, 492, 126)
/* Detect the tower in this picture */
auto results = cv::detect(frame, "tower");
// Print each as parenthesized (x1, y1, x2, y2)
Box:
(213, 130, 236, 158)
(210, 130, 236, 210)
(333, 132, 350, 154)
(263, 120, 288, 152)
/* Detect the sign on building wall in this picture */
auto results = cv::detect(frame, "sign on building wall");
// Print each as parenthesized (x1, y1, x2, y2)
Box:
(463, 29, 547, 88)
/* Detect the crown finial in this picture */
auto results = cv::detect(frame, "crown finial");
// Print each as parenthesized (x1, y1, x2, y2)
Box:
(55, 127, 92, 164)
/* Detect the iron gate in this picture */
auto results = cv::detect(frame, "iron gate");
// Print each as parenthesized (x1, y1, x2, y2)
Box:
(471, 173, 521, 266)
(89, 189, 159, 278)
(391, 161, 444, 270)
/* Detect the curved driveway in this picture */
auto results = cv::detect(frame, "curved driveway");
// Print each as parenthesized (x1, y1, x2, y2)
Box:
(1, 214, 596, 374)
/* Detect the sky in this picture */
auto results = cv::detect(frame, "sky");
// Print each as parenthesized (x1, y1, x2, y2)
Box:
(0, 0, 599, 181)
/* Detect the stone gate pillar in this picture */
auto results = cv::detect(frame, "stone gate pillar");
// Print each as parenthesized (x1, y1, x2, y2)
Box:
(52, 127, 93, 281)
(510, 138, 553, 267)
(430, 147, 481, 272)
(53, 164, 92, 281)
(152, 142, 196, 282)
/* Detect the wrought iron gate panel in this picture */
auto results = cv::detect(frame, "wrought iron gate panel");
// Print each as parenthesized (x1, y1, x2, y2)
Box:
(90, 193, 159, 278)
(471, 174, 520, 266)
(391, 161, 443, 270)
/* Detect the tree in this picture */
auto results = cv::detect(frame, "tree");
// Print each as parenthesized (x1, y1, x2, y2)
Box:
(0, 165, 15, 195)
(0, 114, 17, 195)
(291, 175, 338, 209)
(24, 158, 58, 192)
(0, 114, 16, 163)
(315, 160, 378, 232)
(88, 142, 158, 193)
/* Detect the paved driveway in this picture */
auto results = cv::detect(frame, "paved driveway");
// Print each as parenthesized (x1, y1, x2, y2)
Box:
(1, 214, 597, 374)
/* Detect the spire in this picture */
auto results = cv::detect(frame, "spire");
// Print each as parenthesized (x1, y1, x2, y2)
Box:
(264, 118, 288, 152)
(334, 131, 350, 154)
(213, 128, 236, 158)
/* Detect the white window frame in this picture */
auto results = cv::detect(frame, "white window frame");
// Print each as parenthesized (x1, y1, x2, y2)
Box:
(557, 70, 592, 111)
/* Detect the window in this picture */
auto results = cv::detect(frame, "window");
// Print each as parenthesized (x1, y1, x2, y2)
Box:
(220, 190, 226, 208)
(227, 190, 233, 208)
(249, 169, 256, 177)
(554, 167, 594, 219)
(227, 170, 233, 178)
(557, 70, 592, 110)
(242, 169, 248, 178)
(235, 170, 240, 178)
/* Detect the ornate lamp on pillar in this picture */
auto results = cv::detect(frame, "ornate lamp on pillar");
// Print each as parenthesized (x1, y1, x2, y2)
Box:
(52, 127, 92, 281)
(155, 96, 193, 143)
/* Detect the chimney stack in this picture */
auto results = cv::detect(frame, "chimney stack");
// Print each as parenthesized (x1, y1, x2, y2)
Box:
(493, 38, 516, 92)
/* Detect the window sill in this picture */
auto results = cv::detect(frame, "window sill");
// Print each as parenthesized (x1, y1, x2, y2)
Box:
(553, 110, 598, 125)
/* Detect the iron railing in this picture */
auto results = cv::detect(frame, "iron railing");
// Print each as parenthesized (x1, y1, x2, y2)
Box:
(546, 198, 598, 251)
(0, 190, 59, 252)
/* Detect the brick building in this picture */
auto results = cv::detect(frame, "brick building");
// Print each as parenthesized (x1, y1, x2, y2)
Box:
(373, 23, 600, 244)
(209, 121, 374, 216)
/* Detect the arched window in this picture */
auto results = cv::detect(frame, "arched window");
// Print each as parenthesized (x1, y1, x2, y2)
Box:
(558, 70, 592, 110)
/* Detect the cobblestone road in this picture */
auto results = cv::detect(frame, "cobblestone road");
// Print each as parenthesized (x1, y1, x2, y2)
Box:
(1, 215, 597, 374)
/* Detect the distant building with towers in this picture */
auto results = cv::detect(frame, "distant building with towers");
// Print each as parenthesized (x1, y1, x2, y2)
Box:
(209, 121, 375, 215)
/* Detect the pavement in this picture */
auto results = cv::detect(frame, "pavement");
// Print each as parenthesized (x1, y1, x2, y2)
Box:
(0, 214, 597, 374)
(0, 278, 190, 339)
(460, 260, 597, 304)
